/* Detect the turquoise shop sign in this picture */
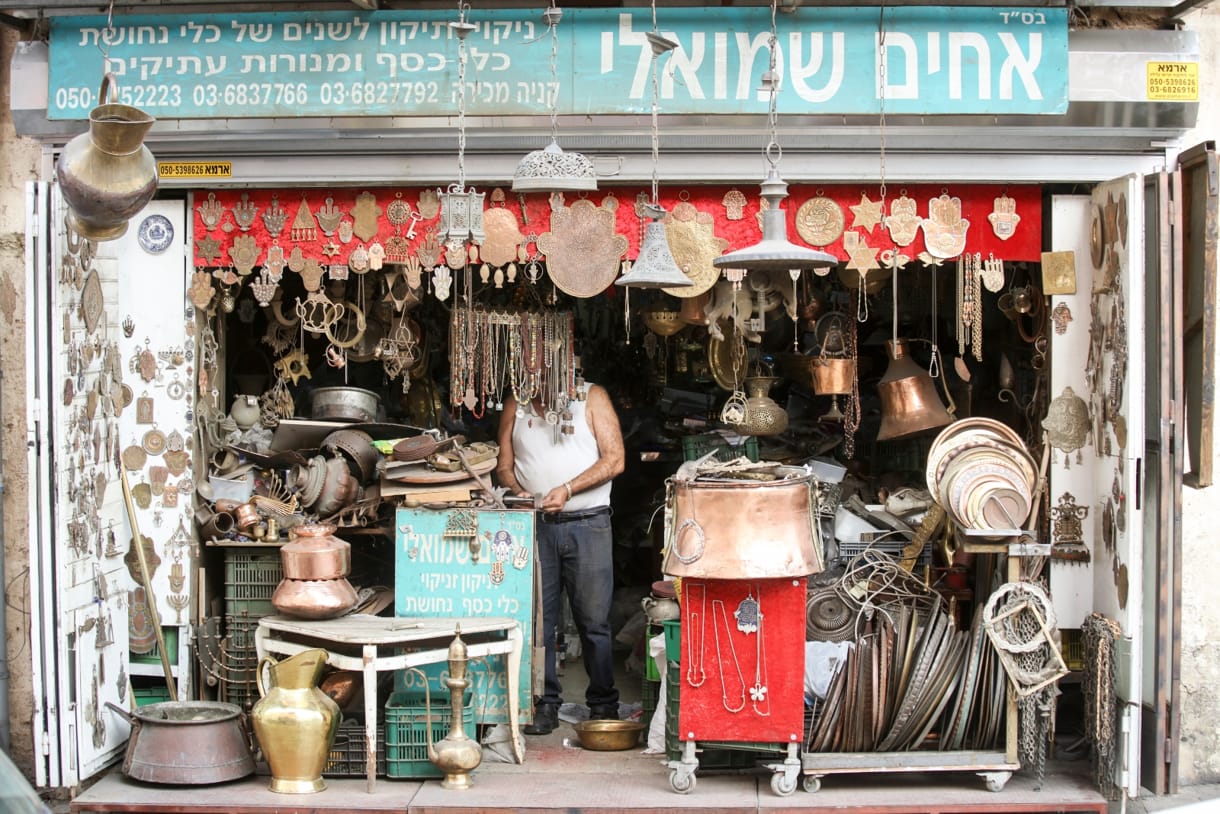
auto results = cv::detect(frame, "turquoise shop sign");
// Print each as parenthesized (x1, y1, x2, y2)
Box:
(48, 7, 1067, 120)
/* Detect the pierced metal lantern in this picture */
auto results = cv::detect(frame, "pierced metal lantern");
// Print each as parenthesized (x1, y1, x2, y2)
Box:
(437, 183, 486, 246)
(512, 140, 597, 193)
(616, 203, 694, 289)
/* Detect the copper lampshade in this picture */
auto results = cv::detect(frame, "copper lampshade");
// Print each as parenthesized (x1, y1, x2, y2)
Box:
(876, 339, 954, 441)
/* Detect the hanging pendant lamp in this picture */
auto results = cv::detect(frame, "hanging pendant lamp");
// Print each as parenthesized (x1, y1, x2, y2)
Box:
(512, 3, 598, 193)
(615, 5, 690, 290)
(616, 204, 693, 289)
(876, 339, 954, 440)
(713, 3, 836, 275)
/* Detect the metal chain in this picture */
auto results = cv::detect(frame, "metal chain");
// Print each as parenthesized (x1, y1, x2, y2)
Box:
(765, 1, 781, 169)
(548, 1, 560, 145)
(1082, 612, 1123, 800)
(455, 1, 470, 189)
(876, 0, 888, 216)
(649, 23, 661, 204)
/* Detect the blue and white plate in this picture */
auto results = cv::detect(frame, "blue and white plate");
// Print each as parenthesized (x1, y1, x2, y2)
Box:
(137, 214, 174, 254)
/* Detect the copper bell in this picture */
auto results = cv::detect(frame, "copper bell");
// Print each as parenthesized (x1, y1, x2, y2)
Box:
(876, 339, 954, 441)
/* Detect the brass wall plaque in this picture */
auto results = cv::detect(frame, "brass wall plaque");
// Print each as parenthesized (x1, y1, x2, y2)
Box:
(1040, 251, 1076, 295)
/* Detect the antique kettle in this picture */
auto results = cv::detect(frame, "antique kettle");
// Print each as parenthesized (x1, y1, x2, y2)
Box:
(876, 339, 954, 441)
(425, 630, 482, 789)
(55, 74, 158, 241)
(252, 649, 340, 793)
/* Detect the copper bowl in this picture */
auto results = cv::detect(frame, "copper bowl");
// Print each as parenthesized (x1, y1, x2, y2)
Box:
(573, 720, 644, 751)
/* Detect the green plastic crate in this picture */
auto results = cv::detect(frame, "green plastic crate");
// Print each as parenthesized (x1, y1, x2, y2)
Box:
(681, 433, 761, 463)
(665, 662, 780, 767)
(132, 686, 172, 707)
(131, 627, 179, 666)
(662, 618, 681, 664)
(384, 692, 476, 779)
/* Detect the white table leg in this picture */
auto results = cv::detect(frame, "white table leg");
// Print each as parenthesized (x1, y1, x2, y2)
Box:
(506, 624, 524, 764)
(363, 644, 378, 793)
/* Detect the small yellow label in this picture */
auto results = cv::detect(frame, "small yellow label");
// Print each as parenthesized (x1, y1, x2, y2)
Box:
(157, 161, 233, 179)
(1146, 62, 1199, 101)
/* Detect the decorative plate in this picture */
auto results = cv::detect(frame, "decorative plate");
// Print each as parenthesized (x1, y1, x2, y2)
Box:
(137, 214, 174, 254)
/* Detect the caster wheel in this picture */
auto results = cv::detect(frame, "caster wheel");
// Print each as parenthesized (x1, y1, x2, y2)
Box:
(980, 771, 1012, 792)
(669, 769, 695, 794)
(802, 776, 822, 793)
(771, 771, 797, 797)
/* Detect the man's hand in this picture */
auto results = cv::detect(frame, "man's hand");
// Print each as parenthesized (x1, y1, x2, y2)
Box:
(539, 485, 568, 513)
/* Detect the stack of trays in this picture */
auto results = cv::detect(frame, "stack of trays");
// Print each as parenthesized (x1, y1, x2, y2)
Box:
(926, 418, 1037, 533)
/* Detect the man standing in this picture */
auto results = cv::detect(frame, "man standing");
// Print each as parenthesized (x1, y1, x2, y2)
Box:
(496, 382, 625, 735)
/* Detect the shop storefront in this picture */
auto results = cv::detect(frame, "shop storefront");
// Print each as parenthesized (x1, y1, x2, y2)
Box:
(5, 1, 1213, 805)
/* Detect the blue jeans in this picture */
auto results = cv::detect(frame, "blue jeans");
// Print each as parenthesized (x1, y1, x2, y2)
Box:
(535, 509, 618, 710)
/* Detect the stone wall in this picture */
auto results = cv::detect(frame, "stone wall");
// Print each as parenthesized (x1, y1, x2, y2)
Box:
(0, 26, 40, 777)
(1174, 7, 1220, 788)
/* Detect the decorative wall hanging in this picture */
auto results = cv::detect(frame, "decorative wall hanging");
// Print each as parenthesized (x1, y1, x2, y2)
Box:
(418, 188, 440, 221)
(1043, 385, 1091, 467)
(795, 192, 845, 247)
(262, 194, 288, 236)
(662, 200, 728, 298)
(291, 196, 318, 242)
(189, 271, 215, 310)
(352, 191, 382, 242)
(481, 199, 525, 268)
(317, 196, 344, 236)
(338, 219, 354, 244)
(885, 191, 920, 246)
(1040, 250, 1076, 295)
(228, 234, 260, 276)
(988, 192, 1021, 240)
(722, 188, 746, 220)
(80, 269, 104, 334)
(922, 193, 970, 259)
(981, 253, 1005, 293)
(137, 214, 173, 254)
(1051, 302, 1073, 335)
(1051, 491, 1090, 561)
(197, 193, 223, 232)
(232, 193, 258, 231)
(848, 192, 884, 232)
(540, 197, 629, 297)
(195, 235, 222, 263)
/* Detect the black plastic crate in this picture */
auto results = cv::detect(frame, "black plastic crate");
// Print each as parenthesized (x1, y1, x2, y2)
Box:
(325, 719, 386, 778)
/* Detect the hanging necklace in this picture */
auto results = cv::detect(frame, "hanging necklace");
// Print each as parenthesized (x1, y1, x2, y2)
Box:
(685, 582, 707, 687)
(712, 599, 747, 713)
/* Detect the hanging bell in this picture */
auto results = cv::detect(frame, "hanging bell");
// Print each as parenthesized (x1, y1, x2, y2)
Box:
(616, 204, 694, 289)
(876, 339, 954, 441)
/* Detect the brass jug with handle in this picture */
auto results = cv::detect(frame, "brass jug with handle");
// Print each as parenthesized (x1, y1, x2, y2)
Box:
(251, 648, 340, 793)
(55, 73, 158, 242)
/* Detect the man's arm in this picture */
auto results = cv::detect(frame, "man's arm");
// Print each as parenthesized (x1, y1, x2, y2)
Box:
(537, 385, 626, 511)
(495, 396, 530, 497)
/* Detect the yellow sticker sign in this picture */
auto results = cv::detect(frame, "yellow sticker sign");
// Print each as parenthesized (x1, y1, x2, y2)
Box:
(1146, 62, 1199, 101)
(157, 161, 233, 179)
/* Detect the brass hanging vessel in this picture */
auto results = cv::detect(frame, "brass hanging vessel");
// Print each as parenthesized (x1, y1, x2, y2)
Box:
(426, 629, 483, 789)
(56, 74, 158, 241)
(876, 339, 954, 441)
(738, 376, 788, 436)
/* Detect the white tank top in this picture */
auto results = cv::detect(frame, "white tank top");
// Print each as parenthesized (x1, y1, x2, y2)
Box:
(510, 385, 611, 511)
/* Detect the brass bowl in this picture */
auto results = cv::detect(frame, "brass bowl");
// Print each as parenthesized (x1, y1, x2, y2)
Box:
(643, 309, 685, 337)
(573, 720, 644, 751)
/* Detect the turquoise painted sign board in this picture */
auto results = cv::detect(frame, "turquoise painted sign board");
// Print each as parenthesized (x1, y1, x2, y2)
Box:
(48, 7, 1067, 120)
(394, 507, 535, 725)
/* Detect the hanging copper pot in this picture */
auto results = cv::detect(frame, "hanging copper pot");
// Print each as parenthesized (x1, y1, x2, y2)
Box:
(876, 339, 954, 441)
(810, 326, 855, 396)
(678, 290, 712, 326)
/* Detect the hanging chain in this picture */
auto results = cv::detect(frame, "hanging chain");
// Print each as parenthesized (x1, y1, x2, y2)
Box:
(548, 1, 561, 145)
(764, 1, 781, 169)
(649, 18, 661, 205)
(454, 1, 471, 190)
(876, 0, 888, 219)
(1082, 612, 1123, 800)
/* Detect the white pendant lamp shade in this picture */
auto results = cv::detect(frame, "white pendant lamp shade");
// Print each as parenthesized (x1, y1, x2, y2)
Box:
(713, 167, 838, 273)
(512, 139, 598, 193)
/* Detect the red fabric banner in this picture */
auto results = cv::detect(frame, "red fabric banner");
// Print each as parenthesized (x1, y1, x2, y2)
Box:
(191, 184, 1042, 269)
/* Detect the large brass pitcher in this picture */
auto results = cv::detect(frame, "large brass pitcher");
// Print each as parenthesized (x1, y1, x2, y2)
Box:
(252, 648, 340, 793)
(55, 74, 158, 241)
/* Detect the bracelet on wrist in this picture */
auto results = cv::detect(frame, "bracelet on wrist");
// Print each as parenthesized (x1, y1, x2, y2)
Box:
(564, 481, 573, 500)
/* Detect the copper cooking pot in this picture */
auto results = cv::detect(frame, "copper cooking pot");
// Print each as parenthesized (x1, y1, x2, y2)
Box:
(271, 577, 359, 620)
(280, 524, 351, 581)
(662, 469, 823, 579)
(105, 701, 255, 785)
